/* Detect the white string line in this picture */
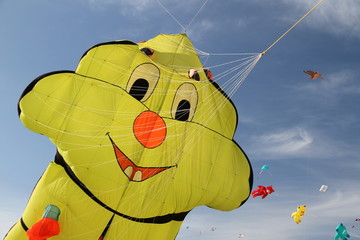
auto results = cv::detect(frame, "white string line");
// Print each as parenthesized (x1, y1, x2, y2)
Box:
(156, 0, 186, 32)
(144, 34, 261, 102)
(197, 49, 260, 56)
(192, 55, 261, 140)
(206, 54, 259, 69)
(223, 54, 262, 94)
(185, 0, 209, 32)
(262, 0, 325, 55)
(160, 34, 199, 55)
(142, 34, 259, 98)
(209, 55, 260, 88)
(155, 0, 210, 34)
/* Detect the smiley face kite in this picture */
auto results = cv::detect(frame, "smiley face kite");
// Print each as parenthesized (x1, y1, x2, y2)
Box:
(5, 34, 253, 240)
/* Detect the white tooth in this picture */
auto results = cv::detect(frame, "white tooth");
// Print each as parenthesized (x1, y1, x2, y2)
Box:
(133, 170, 143, 182)
(124, 166, 133, 178)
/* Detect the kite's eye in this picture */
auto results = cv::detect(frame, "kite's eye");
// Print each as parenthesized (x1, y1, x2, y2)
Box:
(127, 64, 160, 102)
(175, 100, 191, 121)
(171, 83, 198, 121)
(128, 78, 149, 101)
(140, 47, 154, 57)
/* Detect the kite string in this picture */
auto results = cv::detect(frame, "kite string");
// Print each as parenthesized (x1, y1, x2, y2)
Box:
(156, 0, 186, 32)
(261, 0, 325, 55)
(185, 0, 209, 31)
(156, 0, 210, 33)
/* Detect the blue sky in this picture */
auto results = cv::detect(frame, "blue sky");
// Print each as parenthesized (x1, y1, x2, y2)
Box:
(1, 0, 360, 239)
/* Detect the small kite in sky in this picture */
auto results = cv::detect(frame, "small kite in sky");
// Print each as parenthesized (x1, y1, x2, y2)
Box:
(258, 165, 272, 177)
(251, 185, 275, 199)
(291, 205, 306, 224)
(238, 233, 246, 238)
(335, 223, 350, 240)
(304, 70, 323, 79)
(319, 185, 328, 192)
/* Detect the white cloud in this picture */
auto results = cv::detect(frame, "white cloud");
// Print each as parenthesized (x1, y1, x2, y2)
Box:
(80, 0, 201, 19)
(311, 190, 360, 218)
(78, 0, 215, 34)
(0, 197, 26, 238)
(245, 124, 360, 162)
(0, 209, 18, 237)
(251, 127, 313, 158)
(78, 0, 360, 39)
(84, 0, 153, 14)
(281, 0, 360, 38)
(186, 18, 216, 41)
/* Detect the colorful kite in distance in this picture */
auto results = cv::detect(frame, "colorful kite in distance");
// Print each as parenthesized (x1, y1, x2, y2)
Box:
(291, 205, 306, 224)
(238, 233, 246, 238)
(251, 185, 275, 199)
(335, 223, 350, 240)
(304, 70, 323, 79)
(319, 185, 328, 192)
(258, 164, 269, 176)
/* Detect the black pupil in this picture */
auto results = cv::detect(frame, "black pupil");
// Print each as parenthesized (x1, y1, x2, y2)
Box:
(175, 100, 191, 121)
(129, 78, 149, 101)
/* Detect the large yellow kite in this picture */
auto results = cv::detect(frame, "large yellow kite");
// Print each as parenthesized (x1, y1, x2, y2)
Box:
(5, 33, 253, 240)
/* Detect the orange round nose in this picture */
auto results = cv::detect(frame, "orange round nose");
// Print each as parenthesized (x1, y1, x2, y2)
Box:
(133, 111, 166, 148)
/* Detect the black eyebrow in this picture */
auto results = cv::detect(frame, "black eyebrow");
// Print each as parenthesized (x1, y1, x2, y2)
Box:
(80, 40, 137, 59)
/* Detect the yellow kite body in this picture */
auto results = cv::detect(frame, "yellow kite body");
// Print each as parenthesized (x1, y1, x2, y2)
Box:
(291, 205, 306, 224)
(6, 34, 253, 239)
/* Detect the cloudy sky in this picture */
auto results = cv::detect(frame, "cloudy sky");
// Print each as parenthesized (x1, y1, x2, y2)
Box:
(1, 0, 359, 239)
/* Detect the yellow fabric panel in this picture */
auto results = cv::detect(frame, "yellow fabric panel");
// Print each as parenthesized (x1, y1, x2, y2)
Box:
(6, 162, 113, 239)
(139, 34, 202, 70)
(8, 33, 253, 240)
(105, 215, 182, 239)
(76, 42, 140, 89)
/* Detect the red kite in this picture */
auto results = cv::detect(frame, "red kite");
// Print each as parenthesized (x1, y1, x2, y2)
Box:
(304, 70, 323, 80)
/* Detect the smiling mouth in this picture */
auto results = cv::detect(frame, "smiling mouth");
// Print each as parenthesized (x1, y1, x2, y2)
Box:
(107, 133, 175, 182)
